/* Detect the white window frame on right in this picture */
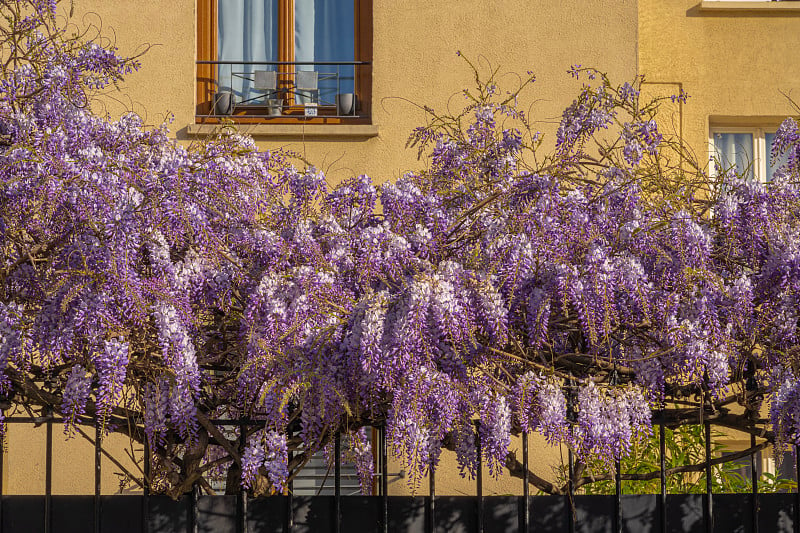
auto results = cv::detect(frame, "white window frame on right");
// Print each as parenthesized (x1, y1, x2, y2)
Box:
(709, 126, 789, 182)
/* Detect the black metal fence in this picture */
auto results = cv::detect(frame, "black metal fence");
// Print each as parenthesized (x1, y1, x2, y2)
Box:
(1, 414, 798, 533)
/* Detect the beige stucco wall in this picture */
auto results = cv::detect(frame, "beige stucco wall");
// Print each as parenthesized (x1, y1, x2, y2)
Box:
(4, 422, 142, 495)
(639, 0, 800, 163)
(73, 0, 638, 184)
(4, 0, 638, 495)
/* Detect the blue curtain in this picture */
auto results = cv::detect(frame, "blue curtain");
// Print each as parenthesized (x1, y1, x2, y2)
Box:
(217, 0, 279, 104)
(714, 133, 754, 180)
(295, 0, 355, 105)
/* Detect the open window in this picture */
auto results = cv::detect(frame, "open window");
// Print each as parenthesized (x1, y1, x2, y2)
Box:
(196, 0, 372, 124)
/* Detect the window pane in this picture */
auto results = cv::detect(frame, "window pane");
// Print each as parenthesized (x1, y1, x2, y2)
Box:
(217, 0, 279, 105)
(713, 133, 755, 180)
(295, 0, 355, 107)
(766, 132, 791, 181)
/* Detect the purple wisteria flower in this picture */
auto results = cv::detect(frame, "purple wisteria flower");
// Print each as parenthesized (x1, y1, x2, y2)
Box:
(7, 2, 800, 496)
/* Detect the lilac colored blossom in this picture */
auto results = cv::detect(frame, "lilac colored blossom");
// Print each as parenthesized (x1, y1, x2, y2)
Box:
(94, 338, 129, 420)
(7, 3, 800, 496)
(241, 431, 288, 493)
(61, 365, 91, 433)
(477, 393, 511, 478)
(513, 372, 568, 444)
(349, 428, 375, 495)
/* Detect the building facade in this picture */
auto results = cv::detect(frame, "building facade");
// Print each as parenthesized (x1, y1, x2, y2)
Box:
(5, 0, 800, 498)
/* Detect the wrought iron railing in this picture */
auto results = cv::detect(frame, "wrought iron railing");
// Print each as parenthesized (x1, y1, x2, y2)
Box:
(1, 413, 798, 532)
(196, 61, 372, 120)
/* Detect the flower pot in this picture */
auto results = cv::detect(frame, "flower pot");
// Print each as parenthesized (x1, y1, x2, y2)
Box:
(336, 93, 356, 116)
(267, 99, 283, 117)
(214, 91, 234, 115)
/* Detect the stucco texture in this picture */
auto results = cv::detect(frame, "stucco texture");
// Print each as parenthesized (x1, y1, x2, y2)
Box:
(74, 0, 638, 185)
(638, 0, 800, 164)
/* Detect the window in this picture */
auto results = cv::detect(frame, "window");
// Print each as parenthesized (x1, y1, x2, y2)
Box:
(196, 0, 372, 123)
(710, 127, 790, 182)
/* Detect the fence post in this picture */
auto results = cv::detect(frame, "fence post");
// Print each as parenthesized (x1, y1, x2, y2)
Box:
(522, 431, 529, 533)
(381, 425, 388, 533)
(190, 483, 199, 533)
(704, 421, 713, 533)
(334, 432, 341, 533)
(238, 421, 248, 533)
(659, 421, 666, 533)
(751, 434, 758, 533)
(427, 460, 435, 533)
(795, 444, 799, 533)
(45, 417, 52, 533)
(286, 425, 293, 533)
(615, 459, 622, 533)
(0, 410, 4, 533)
(143, 438, 151, 533)
(475, 421, 483, 533)
(566, 380, 575, 533)
(568, 447, 575, 533)
(94, 424, 102, 533)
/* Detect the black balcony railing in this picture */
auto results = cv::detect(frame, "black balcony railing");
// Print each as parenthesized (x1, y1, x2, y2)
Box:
(196, 61, 371, 120)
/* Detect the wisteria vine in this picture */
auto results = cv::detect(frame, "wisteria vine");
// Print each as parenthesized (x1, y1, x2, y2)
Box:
(1, 1, 800, 498)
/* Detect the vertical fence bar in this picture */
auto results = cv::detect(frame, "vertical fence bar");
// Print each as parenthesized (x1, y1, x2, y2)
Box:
(795, 444, 799, 533)
(0, 412, 4, 533)
(334, 432, 341, 533)
(704, 421, 713, 533)
(94, 424, 102, 533)
(566, 379, 575, 533)
(143, 438, 151, 533)
(239, 421, 247, 533)
(659, 422, 666, 533)
(615, 460, 622, 533)
(751, 434, 758, 533)
(381, 425, 388, 533)
(568, 447, 575, 533)
(286, 425, 293, 533)
(190, 484, 199, 533)
(0, 415, 4, 533)
(522, 431, 529, 533)
(476, 421, 483, 533)
(427, 462, 435, 533)
(45, 418, 52, 533)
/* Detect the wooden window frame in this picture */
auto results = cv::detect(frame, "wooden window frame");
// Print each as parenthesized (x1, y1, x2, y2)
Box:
(196, 0, 372, 125)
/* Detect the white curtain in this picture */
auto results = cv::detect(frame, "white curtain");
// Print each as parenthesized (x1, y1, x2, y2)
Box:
(217, 0, 278, 103)
(295, 0, 355, 105)
(765, 132, 790, 181)
(714, 133, 754, 180)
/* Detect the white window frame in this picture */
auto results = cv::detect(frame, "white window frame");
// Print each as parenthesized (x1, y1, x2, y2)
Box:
(709, 126, 779, 183)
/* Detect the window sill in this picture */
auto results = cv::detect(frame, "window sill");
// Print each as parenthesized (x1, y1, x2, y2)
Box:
(698, 1, 800, 13)
(186, 123, 379, 140)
